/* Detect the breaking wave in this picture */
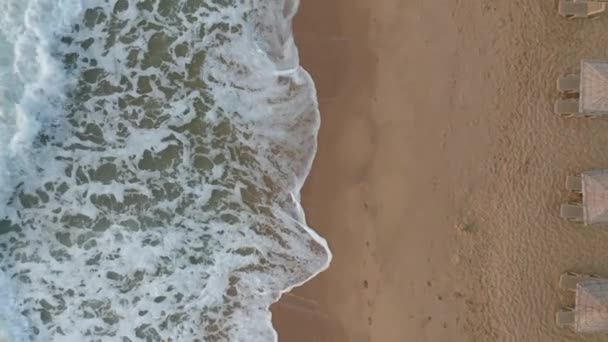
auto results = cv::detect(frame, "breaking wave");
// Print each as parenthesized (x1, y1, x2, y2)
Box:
(0, 0, 330, 341)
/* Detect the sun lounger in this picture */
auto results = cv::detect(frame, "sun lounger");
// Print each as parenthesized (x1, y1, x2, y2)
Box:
(560, 204, 584, 221)
(557, 309, 576, 328)
(566, 176, 583, 192)
(559, 0, 607, 19)
(554, 99, 580, 116)
(560, 272, 598, 291)
(561, 273, 583, 291)
(557, 74, 581, 93)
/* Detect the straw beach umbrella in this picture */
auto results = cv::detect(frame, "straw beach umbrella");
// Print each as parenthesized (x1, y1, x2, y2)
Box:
(580, 60, 608, 115)
(575, 279, 608, 333)
(581, 170, 608, 225)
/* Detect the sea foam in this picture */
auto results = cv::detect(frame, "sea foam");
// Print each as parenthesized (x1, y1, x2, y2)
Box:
(0, 0, 330, 341)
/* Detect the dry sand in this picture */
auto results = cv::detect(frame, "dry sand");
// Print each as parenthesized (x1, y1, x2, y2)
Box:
(272, 1, 608, 341)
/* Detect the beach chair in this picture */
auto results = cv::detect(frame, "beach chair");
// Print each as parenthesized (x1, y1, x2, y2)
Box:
(558, 0, 607, 18)
(556, 309, 576, 328)
(560, 176, 584, 221)
(557, 74, 581, 93)
(554, 99, 580, 116)
(560, 204, 584, 221)
(566, 176, 583, 193)
(560, 272, 599, 291)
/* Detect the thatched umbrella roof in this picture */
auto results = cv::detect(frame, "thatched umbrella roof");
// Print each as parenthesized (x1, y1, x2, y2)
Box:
(575, 278, 608, 333)
(582, 170, 608, 225)
(580, 60, 608, 115)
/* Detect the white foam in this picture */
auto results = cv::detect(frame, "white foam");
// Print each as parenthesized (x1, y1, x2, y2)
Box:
(0, 271, 30, 342)
(0, 0, 82, 218)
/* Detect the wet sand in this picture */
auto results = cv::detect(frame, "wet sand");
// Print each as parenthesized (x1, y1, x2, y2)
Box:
(273, 1, 608, 341)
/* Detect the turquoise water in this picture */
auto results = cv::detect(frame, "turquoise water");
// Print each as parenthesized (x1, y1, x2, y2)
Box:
(0, 0, 330, 340)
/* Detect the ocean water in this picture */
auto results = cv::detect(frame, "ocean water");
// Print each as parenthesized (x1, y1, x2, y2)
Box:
(0, 0, 331, 341)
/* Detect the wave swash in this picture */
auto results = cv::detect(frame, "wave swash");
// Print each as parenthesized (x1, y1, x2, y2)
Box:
(0, 0, 330, 341)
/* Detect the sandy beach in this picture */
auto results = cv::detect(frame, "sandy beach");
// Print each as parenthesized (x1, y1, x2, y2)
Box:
(272, 1, 608, 341)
